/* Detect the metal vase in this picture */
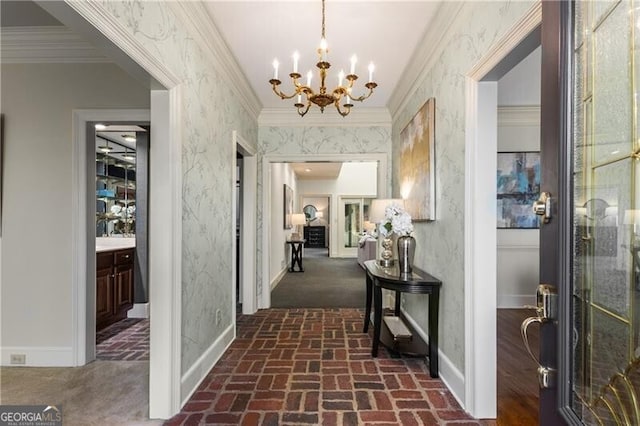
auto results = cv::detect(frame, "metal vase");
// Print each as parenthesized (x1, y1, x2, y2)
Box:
(397, 235, 416, 275)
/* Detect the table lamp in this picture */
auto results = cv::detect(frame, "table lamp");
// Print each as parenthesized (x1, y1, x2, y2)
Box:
(291, 213, 306, 241)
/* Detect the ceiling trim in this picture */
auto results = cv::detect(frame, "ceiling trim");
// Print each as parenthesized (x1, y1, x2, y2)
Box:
(170, 2, 261, 121)
(1, 26, 111, 63)
(259, 107, 391, 127)
(388, 2, 464, 122)
(497, 105, 540, 126)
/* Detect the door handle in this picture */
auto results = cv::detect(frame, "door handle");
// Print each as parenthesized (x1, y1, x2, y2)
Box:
(532, 191, 552, 223)
(521, 284, 557, 389)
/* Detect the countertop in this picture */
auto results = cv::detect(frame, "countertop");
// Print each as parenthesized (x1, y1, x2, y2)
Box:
(96, 237, 136, 253)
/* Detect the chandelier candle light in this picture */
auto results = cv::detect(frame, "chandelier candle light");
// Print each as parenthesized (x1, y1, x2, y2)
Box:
(269, 0, 377, 117)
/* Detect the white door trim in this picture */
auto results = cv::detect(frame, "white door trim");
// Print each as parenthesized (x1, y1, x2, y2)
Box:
(260, 153, 389, 309)
(233, 131, 258, 315)
(463, 2, 542, 418)
(72, 108, 151, 368)
(64, 1, 184, 419)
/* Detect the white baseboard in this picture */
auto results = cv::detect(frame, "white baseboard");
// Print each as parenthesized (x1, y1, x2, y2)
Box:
(128, 302, 150, 318)
(400, 309, 466, 410)
(181, 323, 235, 406)
(270, 266, 288, 290)
(497, 294, 535, 309)
(1, 346, 74, 366)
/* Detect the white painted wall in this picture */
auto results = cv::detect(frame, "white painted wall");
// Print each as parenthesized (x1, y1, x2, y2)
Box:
(1, 63, 149, 365)
(496, 47, 541, 308)
(498, 46, 541, 106)
(297, 162, 378, 257)
(269, 163, 297, 286)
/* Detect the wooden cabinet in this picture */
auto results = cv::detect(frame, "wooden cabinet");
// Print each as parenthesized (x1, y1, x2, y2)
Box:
(304, 226, 326, 248)
(96, 248, 134, 331)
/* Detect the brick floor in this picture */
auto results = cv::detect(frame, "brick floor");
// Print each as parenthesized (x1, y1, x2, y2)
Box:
(166, 309, 493, 425)
(96, 318, 149, 361)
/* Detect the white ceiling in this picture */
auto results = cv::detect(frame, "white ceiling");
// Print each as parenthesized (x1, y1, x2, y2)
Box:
(205, 1, 442, 110)
(290, 162, 343, 179)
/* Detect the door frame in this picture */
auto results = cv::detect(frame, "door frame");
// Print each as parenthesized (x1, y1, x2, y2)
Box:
(464, 2, 542, 418)
(60, 1, 184, 418)
(233, 131, 258, 315)
(337, 196, 371, 258)
(261, 153, 389, 309)
(73, 109, 150, 366)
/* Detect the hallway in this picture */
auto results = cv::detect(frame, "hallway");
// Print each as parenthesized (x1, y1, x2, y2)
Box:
(166, 308, 488, 425)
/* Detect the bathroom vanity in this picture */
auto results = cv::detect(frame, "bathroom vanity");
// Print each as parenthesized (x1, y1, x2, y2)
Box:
(96, 238, 135, 331)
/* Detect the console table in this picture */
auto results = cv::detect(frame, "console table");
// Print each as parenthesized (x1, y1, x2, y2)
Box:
(286, 240, 305, 272)
(363, 259, 442, 378)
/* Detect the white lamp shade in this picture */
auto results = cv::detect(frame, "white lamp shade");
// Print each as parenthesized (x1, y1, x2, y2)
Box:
(315, 211, 324, 218)
(363, 221, 376, 232)
(291, 213, 307, 226)
(370, 198, 404, 222)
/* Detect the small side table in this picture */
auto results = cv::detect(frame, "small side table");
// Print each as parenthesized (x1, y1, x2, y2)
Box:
(363, 260, 442, 378)
(286, 240, 305, 272)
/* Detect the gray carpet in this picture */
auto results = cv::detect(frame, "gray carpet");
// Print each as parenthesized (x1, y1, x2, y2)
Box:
(271, 252, 366, 308)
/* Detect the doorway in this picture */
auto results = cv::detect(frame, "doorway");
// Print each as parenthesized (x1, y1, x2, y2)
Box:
(463, 4, 542, 418)
(92, 122, 150, 363)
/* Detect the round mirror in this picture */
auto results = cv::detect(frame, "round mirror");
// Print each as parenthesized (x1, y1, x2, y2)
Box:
(303, 204, 317, 222)
(584, 198, 609, 220)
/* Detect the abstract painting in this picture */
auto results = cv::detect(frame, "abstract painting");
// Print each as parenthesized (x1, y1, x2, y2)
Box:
(497, 152, 541, 228)
(400, 98, 436, 221)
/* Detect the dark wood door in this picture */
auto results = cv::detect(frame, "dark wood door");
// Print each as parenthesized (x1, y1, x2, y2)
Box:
(114, 263, 134, 317)
(537, 1, 567, 423)
(538, 1, 639, 423)
(96, 265, 114, 328)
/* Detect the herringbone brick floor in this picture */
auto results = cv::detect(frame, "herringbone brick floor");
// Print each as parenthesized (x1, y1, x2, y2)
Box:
(165, 308, 492, 425)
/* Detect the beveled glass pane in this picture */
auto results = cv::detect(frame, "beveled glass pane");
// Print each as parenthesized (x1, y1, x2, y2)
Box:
(590, 307, 630, 399)
(593, 0, 622, 28)
(343, 202, 360, 248)
(575, 0, 586, 49)
(593, 1, 632, 164)
(590, 159, 632, 317)
(572, 295, 589, 401)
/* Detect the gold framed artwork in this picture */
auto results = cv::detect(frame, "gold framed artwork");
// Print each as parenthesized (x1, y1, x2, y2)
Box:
(400, 98, 436, 221)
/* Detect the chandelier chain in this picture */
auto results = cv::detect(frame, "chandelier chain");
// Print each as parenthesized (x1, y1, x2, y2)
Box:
(321, 0, 326, 40)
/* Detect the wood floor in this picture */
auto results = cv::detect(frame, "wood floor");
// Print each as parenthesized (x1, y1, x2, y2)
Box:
(497, 308, 539, 426)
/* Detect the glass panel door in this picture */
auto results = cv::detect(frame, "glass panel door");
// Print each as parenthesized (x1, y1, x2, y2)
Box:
(571, 0, 639, 422)
(338, 198, 372, 257)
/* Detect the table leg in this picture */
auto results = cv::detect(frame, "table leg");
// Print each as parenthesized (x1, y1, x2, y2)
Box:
(428, 289, 440, 378)
(394, 290, 401, 316)
(372, 283, 382, 357)
(296, 244, 304, 272)
(363, 272, 372, 333)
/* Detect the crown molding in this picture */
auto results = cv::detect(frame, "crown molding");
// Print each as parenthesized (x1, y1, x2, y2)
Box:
(498, 105, 540, 126)
(258, 107, 391, 127)
(1, 26, 111, 63)
(387, 2, 464, 122)
(170, 2, 261, 121)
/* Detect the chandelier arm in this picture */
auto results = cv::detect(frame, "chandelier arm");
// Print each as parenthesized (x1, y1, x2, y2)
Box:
(270, 84, 299, 100)
(335, 101, 351, 117)
(297, 103, 312, 117)
(345, 86, 375, 102)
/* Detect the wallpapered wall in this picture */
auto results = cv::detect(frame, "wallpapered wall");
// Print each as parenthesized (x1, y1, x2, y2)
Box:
(391, 0, 536, 372)
(98, 2, 258, 376)
(257, 126, 391, 298)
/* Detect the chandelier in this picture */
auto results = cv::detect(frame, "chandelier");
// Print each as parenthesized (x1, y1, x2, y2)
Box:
(268, 0, 377, 117)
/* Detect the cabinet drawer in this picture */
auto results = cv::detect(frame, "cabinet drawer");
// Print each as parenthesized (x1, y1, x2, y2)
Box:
(114, 249, 134, 265)
(97, 252, 114, 270)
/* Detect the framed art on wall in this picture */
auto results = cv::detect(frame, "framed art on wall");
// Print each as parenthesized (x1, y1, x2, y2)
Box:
(496, 151, 541, 229)
(399, 98, 436, 221)
(283, 184, 293, 229)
